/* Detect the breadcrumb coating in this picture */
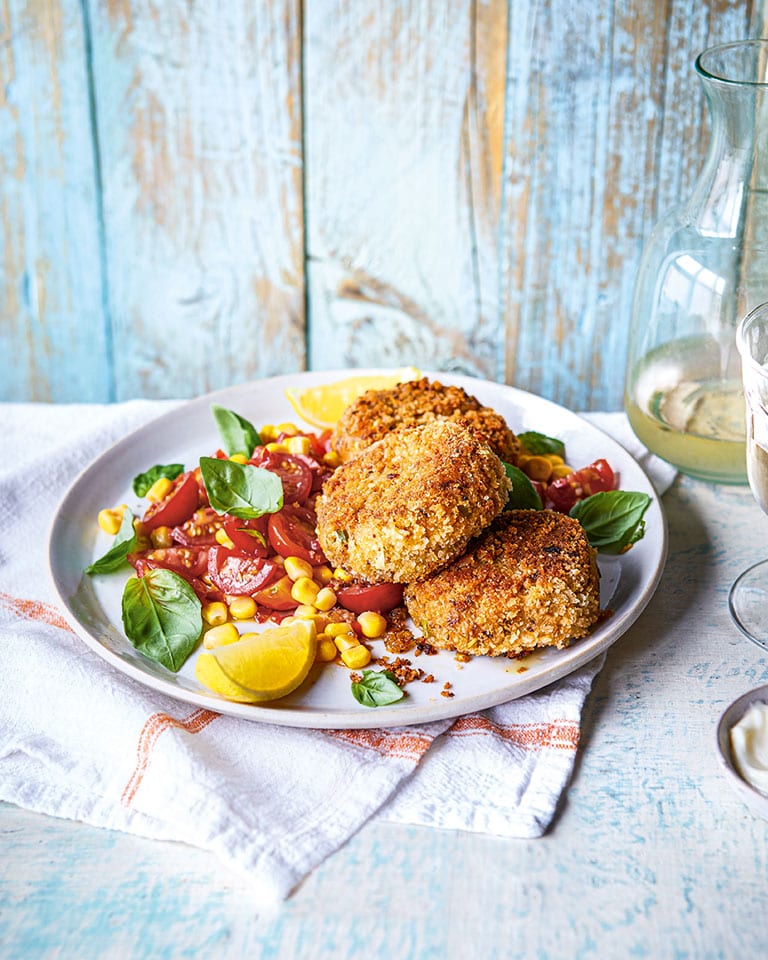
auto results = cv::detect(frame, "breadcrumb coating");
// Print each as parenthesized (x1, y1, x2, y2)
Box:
(331, 377, 521, 464)
(403, 510, 600, 657)
(316, 419, 510, 584)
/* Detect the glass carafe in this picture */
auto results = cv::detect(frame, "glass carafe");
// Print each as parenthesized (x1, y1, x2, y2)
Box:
(625, 39, 768, 484)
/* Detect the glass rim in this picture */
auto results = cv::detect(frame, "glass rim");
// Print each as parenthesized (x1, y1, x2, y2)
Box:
(737, 301, 768, 376)
(695, 39, 768, 88)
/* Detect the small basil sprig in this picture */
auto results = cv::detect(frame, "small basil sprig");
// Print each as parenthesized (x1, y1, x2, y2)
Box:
(85, 509, 138, 575)
(132, 463, 184, 497)
(199, 456, 283, 519)
(211, 404, 262, 458)
(502, 462, 543, 510)
(351, 669, 405, 707)
(121, 568, 202, 672)
(570, 490, 651, 554)
(518, 430, 565, 458)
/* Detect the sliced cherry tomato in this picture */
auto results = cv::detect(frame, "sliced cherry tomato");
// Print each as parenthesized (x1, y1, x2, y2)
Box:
(337, 581, 404, 614)
(128, 546, 209, 581)
(267, 503, 326, 564)
(249, 450, 313, 504)
(207, 546, 280, 596)
(172, 507, 225, 546)
(223, 516, 270, 556)
(291, 452, 332, 493)
(253, 574, 297, 611)
(142, 471, 201, 532)
(192, 465, 210, 505)
(545, 458, 617, 513)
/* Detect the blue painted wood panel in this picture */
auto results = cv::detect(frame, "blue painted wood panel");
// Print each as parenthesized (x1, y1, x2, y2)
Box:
(0, 0, 763, 408)
(1, 1, 110, 401)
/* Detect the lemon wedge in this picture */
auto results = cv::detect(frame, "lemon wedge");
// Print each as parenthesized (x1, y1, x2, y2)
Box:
(285, 367, 421, 429)
(195, 652, 264, 703)
(196, 620, 318, 703)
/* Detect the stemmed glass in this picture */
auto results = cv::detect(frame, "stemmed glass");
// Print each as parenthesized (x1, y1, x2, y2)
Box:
(729, 301, 768, 647)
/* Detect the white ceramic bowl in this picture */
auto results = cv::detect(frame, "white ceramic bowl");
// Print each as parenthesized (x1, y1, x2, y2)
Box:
(716, 685, 768, 820)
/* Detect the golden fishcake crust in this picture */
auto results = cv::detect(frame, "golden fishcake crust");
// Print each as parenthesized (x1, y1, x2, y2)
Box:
(403, 510, 600, 657)
(316, 419, 510, 584)
(331, 377, 521, 464)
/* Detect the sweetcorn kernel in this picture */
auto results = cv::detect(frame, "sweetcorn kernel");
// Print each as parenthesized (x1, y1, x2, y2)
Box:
(356, 611, 387, 639)
(522, 456, 553, 482)
(150, 525, 173, 548)
(265, 441, 288, 453)
(203, 622, 240, 649)
(333, 567, 353, 582)
(202, 601, 229, 626)
(550, 464, 574, 479)
(315, 637, 338, 662)
(285, 435, 312, 455)
(259, 424, 279, 442)
(215, 528, 235, 549)
(284, 556, 314, 581)
(229, 453, 248, 464)
(326, 622, 356, 639)
(293, 604, 318, 618)
(276, 422, 298, 436)
(97, 506, 126, 536)
(341, 644, 372, 669)
(291, 577, 320, 605)
(228, 596, 257, 620)
(313, 587, 337, 612)
(313, 564, 333, 585)
(323, 451, 342, 468)
(334, 634, 360, 653)
(146, 476, 173, 502)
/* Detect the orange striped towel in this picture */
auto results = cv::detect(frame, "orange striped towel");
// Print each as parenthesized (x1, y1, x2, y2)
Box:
(0, 402, 673, 905)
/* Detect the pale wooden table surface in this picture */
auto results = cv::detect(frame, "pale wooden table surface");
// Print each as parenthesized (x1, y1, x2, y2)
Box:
(2, 474, 766, 958)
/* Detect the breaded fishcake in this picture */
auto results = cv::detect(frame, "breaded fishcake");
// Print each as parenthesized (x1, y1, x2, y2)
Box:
(404, 510, 600, 657)
(331, 377, 520, 464)
(316, 419, 510, 584)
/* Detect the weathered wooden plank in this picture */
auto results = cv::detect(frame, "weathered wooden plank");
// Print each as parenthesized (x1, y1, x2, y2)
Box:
(0, 0, 109, 402)
(3, 0, 765, 409)
(304, 0, 508, 381)
(87, 0, 305, 400)
(501, 0, 755, 412)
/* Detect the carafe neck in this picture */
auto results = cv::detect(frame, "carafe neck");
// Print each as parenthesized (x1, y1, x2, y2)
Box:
(687, 77, 768, 238)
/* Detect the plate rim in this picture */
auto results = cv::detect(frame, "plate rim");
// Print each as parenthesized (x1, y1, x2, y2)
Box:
(48, 368, 668, 729)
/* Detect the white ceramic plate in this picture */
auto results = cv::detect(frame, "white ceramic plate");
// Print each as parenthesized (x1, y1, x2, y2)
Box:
(48, 369, 667, 729)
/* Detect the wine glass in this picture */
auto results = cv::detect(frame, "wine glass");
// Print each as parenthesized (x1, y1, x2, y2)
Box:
(729, 301, 768, 647)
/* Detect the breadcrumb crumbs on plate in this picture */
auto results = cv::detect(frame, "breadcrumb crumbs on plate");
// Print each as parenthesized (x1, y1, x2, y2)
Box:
(375, 655, 425, 687)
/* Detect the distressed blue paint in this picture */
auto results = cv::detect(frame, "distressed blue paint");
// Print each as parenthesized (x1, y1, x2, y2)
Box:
(0, 1, 110, 402)
(0, 0, 763, 408)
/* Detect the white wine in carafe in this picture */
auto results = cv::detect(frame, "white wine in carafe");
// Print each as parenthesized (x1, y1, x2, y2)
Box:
(625, 337, 747, 484)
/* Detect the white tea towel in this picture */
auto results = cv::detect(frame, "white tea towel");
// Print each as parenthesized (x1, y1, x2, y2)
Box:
(0, 401, 674, 905)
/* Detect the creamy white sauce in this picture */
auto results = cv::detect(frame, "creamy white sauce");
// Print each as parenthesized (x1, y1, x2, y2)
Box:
(730, 702, 768, 794)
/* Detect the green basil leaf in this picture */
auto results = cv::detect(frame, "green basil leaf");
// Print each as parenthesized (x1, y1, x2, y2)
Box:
(121, 568, 202, 672)
(85, 509, 137, 575)
(351, 669, 405, 707)
(518, 431, 565, 458)
(569, 490, 651, 554)
(132, 463, 184, 498)
(199, 456, 283, 519)
(502, 462, 543, 510)
(211, 404, 262, 458)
